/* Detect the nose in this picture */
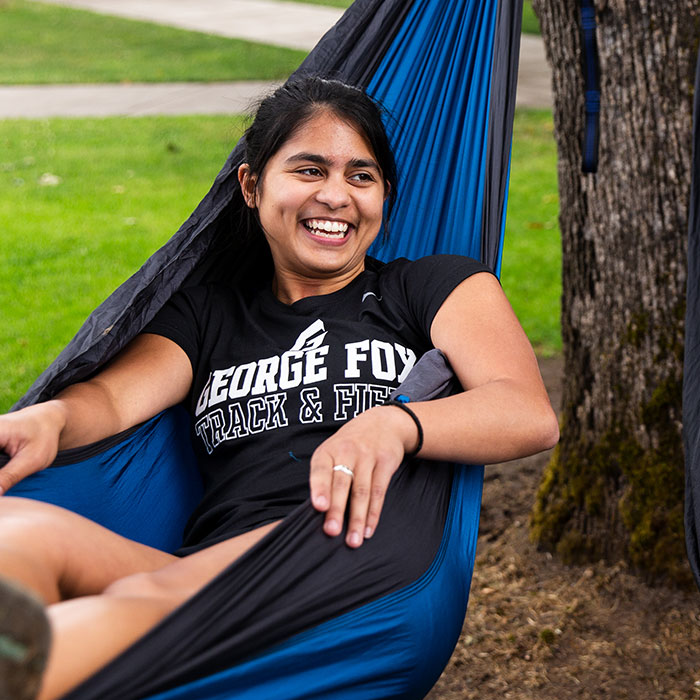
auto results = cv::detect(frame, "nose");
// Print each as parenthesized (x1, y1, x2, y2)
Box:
(315, 174, 351, 210)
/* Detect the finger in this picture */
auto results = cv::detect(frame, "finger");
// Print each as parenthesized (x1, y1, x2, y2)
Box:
(0, 452, 40, 495)
(363, 462, 395, 539)
(323, 464, 354, 538)
(345, 459, 374, 548)
(309, 449, 334, 512)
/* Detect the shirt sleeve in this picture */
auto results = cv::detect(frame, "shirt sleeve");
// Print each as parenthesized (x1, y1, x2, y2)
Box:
(141, 286, 208, 370)
(381, 255, 495, 341)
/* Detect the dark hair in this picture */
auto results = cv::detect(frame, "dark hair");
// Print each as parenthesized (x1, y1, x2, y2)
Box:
(240, 76, 398, 240)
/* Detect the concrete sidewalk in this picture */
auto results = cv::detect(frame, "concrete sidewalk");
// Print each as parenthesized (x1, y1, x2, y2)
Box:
(31, 0, 344, 51)
(2, 1, 551, 118)
(518, 35, 551, 109)
(0, 81, 282, 118)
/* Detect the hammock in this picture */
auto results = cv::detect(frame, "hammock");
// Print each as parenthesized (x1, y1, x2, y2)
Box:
(685, 47, 700, 590)
(4, 0, 523, 696)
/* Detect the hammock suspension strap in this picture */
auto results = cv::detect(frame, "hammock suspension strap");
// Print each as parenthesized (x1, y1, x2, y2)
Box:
(580, 0, 600, 173)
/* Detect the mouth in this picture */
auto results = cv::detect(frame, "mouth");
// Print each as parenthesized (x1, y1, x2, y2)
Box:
(302, 218, 351, 241)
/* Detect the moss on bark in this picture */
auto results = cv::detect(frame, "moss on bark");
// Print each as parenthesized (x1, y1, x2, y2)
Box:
(531, 373, 690, 586)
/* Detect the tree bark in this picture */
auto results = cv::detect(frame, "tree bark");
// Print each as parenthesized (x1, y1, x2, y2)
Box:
(529, 0, 700, 584)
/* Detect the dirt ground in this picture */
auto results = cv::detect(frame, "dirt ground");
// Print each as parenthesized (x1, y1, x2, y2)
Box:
(428, 356, 700, 700)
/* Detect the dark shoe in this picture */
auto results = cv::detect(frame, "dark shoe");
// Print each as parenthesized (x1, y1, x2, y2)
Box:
(0, 578, 51, 700)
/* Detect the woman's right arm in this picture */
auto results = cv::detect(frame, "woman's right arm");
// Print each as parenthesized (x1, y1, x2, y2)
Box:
(0, 333, 192, 494)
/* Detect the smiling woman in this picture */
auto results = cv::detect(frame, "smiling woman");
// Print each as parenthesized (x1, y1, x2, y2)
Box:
(0, 77, 558, 700)
(238, 111, 388, 301)
(236, 79, 398, 256)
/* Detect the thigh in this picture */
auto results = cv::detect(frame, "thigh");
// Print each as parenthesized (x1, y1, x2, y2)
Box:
(106, 521, 281, 606)
(0, 496, 176, 598)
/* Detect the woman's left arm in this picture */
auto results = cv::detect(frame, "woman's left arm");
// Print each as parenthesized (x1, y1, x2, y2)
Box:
(413, 271, 559, 464)
(310, 272, 559, 547)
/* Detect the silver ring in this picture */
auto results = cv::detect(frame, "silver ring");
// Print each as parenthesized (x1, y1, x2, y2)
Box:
(332, 464, 354, 479)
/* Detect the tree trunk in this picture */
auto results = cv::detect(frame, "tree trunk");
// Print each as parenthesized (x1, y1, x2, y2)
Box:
(529, 0, 700, 584)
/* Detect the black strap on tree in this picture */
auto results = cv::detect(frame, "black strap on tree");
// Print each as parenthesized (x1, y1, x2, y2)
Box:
(580, 0, 600, 173)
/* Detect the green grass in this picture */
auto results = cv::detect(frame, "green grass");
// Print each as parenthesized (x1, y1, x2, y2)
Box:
(0, 116, 247, 411)
(0, 109, 559, 412)
(0, 0, 539, 87)
(0, 0, 307, 84)
(502, 109, 561, 356)
(279, 0, 541, 35)
(522, 1, 541, 36)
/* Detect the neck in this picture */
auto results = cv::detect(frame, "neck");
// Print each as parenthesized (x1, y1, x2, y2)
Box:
(272, 266, 365, 304)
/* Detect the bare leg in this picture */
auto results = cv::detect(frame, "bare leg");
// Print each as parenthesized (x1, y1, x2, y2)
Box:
(38, 520, 280, 700)
(0, 497, 176, 604)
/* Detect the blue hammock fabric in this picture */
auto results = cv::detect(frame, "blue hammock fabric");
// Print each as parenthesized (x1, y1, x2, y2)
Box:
(684, 46, 700, 590)
(4, 0, 523, 696)
(61, 351, 481, 700)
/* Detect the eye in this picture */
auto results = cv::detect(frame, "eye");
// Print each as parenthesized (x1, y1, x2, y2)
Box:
(296, 166, 323, 177)
(349, 171, 376, 183)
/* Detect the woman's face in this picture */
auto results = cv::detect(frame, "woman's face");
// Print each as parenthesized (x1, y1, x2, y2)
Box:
(239, 110, 387, 299)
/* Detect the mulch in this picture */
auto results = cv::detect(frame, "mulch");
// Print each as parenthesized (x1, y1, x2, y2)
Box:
(427, 356, 700, 700)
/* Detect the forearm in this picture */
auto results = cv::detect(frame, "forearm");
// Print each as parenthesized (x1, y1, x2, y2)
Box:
(309, 378, 558, 549)
(0, 335, 191, 493)
(385, 379, 559, 465)
(0, 387, 121, 495)
(310, 273, 559, 547)
(54, 333, 192, 449)
(52, 379, 125, 450)
(0, 380, 126, 465)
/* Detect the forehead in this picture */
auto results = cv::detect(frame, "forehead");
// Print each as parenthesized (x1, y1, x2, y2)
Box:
(276, 111, 376, 162)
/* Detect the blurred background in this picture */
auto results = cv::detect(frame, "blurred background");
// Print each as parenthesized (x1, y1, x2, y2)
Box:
(0, 0, 556, 413)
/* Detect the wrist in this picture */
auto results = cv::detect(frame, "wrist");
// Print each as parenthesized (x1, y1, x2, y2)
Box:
(381, 400, 423, 457)
(41, 399, 69, 437)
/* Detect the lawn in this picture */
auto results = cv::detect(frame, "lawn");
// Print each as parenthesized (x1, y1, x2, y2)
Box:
(521, 1, 541, 36)
(279, 0, 541, 35)
(0, 0, 540, 85)
(0, 109, 559, 412)
(0, 0, 307, 84)
(501, 109, 561, 356)
(0, 116, 245, 410)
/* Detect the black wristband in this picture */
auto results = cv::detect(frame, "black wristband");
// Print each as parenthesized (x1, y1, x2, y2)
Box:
(385, 399, 424, 458)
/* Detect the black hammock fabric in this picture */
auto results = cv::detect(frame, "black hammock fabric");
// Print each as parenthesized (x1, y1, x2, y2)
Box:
(684, 45, 700, 589)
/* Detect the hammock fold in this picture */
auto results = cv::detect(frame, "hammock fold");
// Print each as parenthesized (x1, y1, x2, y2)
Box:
(684, 46, 700, 589)
(4, 0, 523, 696)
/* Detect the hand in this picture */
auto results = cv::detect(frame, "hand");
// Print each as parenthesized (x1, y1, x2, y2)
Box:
(309, 404, 419, 548)
(0, 402, 66, 494)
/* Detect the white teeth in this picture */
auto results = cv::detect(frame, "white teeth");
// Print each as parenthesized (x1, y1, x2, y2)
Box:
(305, 219, 349, 237)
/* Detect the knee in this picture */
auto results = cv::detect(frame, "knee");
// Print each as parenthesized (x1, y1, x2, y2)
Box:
(0, 498, 79, 566)
(103, 572, 163, 599)
(103, 572, 185, 611)
(0, 498, 64, 553)
(0, 497, 62, 532)
(0, 495, 40, 518)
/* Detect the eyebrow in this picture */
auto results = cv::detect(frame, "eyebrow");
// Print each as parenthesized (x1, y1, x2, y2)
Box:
(285, 152, 381, 172)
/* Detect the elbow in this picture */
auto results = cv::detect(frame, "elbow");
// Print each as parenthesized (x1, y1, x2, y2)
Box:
(537, 405, 560, 451)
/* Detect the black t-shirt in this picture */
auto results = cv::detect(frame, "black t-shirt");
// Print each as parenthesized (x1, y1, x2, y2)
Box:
(143, 254, 491, 552)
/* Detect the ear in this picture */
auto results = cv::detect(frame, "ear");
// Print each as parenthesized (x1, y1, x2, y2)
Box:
(238, 164, 257, 208)
(383, 179, 391, 202)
